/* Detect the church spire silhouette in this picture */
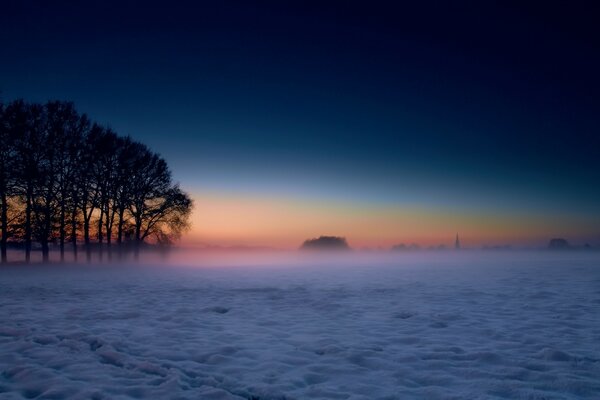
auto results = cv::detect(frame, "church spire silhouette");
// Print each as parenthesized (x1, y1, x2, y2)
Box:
(455, 233, 461, 250)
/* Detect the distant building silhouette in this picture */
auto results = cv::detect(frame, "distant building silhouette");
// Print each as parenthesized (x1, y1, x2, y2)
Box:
(455, 234, 461, 250)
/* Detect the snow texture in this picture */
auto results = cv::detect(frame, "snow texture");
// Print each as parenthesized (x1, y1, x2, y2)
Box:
(1, 252, 599, 399)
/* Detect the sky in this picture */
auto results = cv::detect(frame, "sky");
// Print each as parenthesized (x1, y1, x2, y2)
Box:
(2, 1, 600, 248)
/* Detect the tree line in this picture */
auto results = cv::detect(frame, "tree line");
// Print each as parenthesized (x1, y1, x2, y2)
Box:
(0, 99, 193, 264)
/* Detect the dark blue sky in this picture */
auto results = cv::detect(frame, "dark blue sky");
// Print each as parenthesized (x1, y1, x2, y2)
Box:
(2, 1, 600, 245)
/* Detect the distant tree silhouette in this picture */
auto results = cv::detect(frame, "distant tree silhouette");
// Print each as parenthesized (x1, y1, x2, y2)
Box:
(300, 236, 350, 251)
(0, 99, 193, 264)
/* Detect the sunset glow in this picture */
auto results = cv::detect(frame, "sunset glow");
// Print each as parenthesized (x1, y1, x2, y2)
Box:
(183, 191, 599, 249)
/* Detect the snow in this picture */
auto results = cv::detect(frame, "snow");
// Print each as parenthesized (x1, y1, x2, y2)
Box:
(1, 252, 599, 399)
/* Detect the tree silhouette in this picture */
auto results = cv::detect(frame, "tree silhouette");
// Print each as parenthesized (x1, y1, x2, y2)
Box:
(0, 99, 193, 264)
(0, 100, 14, 263)
(300, 236, 350, 251)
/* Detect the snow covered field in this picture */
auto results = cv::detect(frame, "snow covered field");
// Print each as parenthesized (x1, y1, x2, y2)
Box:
(1, 252, 599, 399)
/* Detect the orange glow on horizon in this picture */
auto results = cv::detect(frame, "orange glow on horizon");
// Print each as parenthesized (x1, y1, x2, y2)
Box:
(181, 191, 597, 249)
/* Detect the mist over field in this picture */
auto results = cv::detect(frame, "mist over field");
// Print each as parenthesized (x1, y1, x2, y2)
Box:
(1, 251, 599, 399)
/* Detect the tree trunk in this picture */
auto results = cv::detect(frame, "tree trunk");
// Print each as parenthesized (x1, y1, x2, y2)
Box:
(106, 232, 112, 261)
(97, 205, 104, 262)
(134, 219, 142, 260)
(105, 209, 113, 262)
(59, 199, 66, 262)
(42, 194, 52, 264)
(41, 239, 49, 263)
(83, 210, 91, 262)
(71, 205, 78, 262)
(117, 206, 125, 259)
(1, 191, 7, 264)
(25, 185, 33, 263)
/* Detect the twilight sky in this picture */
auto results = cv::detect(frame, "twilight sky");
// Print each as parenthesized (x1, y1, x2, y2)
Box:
(2, 1, 600, 248)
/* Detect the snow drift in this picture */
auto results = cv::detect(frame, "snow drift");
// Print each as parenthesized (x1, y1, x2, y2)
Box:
(1, 251, 599, 399)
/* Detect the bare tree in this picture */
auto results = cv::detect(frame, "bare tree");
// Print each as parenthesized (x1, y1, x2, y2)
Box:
(127, 147, 193, 257)
(78, 124, 104, 261)
(0, 101, 13, 263)
(46, 102, 86, 261)
(114, 137, 138, 257)
(90, 127, 119, 260)
(0, 99, 193, 263)
(139, 185, 193, 245)
(7, 102, 46, 262)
